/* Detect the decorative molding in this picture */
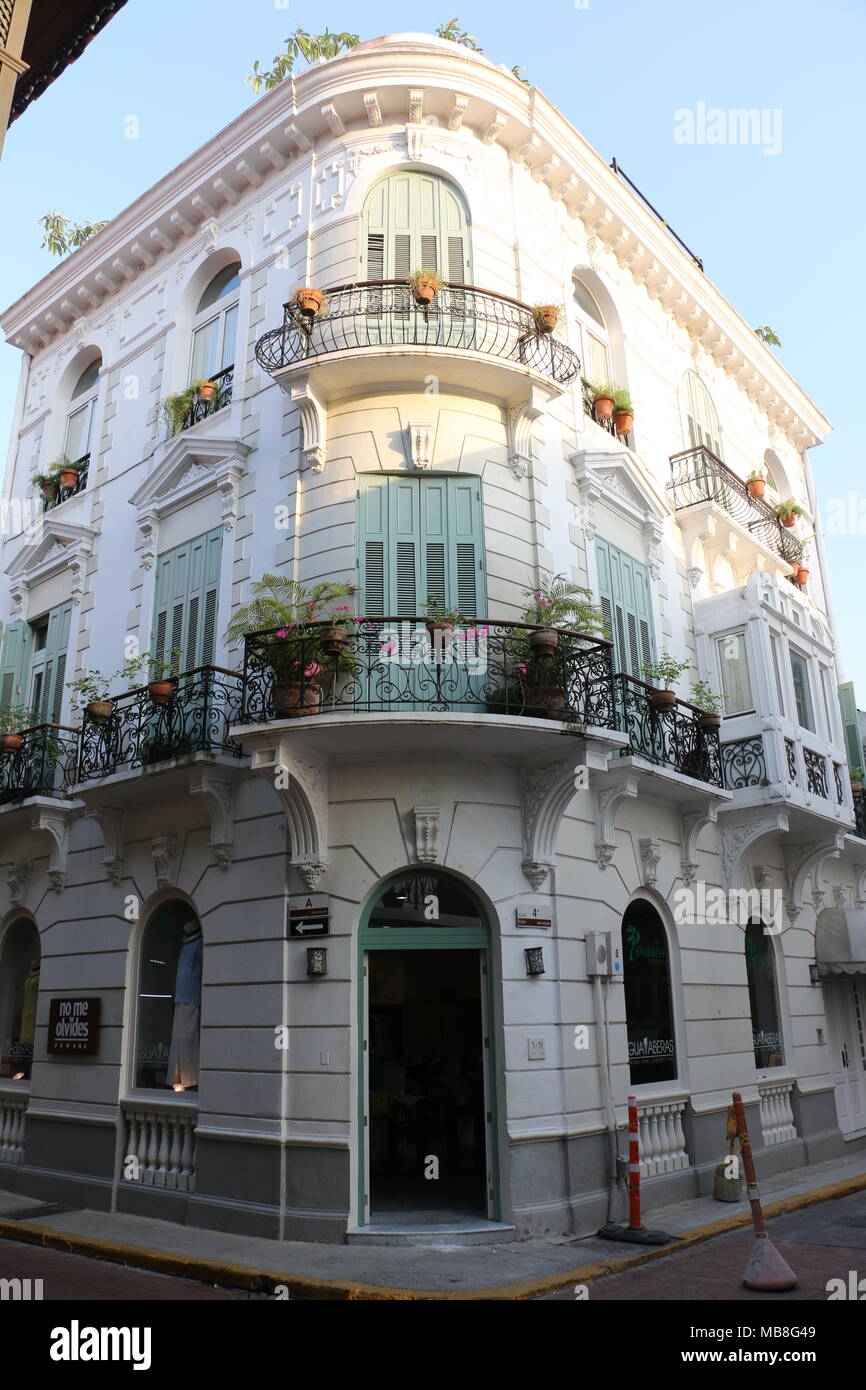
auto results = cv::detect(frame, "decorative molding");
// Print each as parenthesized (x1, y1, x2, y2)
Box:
(508, 383, 560, 480)
(30, 807, 76, 891)
(639, 838, 661, 887)
(297, 861, 328, 891)
(247, 738, 328, 867)
(321, 103, 344, 136)
(189, 767, 236, 870)
(593, 772, 639, 868)
(481, 111, 508, 145)
(720, 813, 789, 892)
(7, 864, 31, 907)
(522, 751, 607, 877)
(128, 434, 251, 555)
(412, 806, 440, 863)
(856, 867, 866, 911)
(782, 836, 843, 922)
(288, 373, 327, 471)
(447, 95, 470, 131)
(408, 89, 424, 124)
(152, 835, 178, 890)
(363, 92, 383, 127)
(407, 422, 433, 470)
(84, 805, 125, 884)
(680, 803, 718, 885)
(833, 885, 849, 909)
(5, 519, 95, 607)
(522, 859, 554, 891)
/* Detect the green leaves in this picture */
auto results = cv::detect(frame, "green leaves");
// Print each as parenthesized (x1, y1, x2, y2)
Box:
(754, 325, 782, 347)
(436, 17, 484, 51)
(39, 212, 108, 258)
(247, 27, 360, 94)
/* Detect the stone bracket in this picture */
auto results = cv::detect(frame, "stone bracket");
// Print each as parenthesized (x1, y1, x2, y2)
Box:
(782, 836, 844, 922)
(152, 835, 178, 890)
(639, 837, 662, 888)
(7, 863, 31, 907)
(189, 766, 236, 869)
(593, 771, 639, 868)
(412, 806, 439, 863)
(248, 737, 328, 879)
(84, 805, 126, 884)
(30, 806, 79, 892)
(507, 382, 559, 480)
(720, 812, 789, 892)
(288, 373, 327, 472)
(680, 802, 718, 885)
(521, 750, 605, 887)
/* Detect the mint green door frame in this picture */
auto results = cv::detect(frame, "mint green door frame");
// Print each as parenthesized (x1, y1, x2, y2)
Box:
(356, 874, 500, 1227)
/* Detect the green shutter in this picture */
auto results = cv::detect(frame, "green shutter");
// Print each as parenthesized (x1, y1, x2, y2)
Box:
(595, 539, 655, 678)
(27, 603, 72, 723)
(362, 171, 472, 283)
(0, 622, 28, 713)
(358, 476, 388, 616)
(683, 371, 722, 459)
(151, 528, 222, 671)
(838, 681, 863, 771)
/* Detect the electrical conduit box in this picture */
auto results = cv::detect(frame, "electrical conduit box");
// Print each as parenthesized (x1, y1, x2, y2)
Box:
(586, 931, 613, 977)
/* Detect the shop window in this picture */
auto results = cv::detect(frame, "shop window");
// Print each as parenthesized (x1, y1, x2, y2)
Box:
(0, 919, 40, 1080)
(622, 899, 677, 1084)
(745, 921, 784, 1068)
(135, 901, 202, 1092)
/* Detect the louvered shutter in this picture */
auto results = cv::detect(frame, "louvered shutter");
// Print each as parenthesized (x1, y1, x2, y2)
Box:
(0, 622, 27, 712)
(27, 604, 72, 723)
(151, 528, 222, 672)
(361, 171, 472, 287)
(684, 371, 723, 459)
(420, 478, 448, 615)
(392, 479, 421, 618)
(596, 539, 655, 678)
(358, 476, 388, 617)
(838, 681, 863, 771)
(447, 477, 483, 619)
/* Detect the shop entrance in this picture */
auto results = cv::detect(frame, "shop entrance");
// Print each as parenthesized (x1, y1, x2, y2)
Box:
(358, 869, 497, 1226)
(825, 976, 866, 1138)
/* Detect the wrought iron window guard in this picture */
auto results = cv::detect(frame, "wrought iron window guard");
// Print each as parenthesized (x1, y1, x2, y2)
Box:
(255, 281, 581, 387)
(42, 454, 89, 512)
(179, 365, 234, 433)
(580, 380, 633, 448)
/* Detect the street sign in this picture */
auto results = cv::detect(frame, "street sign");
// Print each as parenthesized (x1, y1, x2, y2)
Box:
(516, 903, 553, 929)
(288, 894, 330, 937)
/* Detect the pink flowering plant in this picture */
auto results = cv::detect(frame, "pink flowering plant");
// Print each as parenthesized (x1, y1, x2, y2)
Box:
(225, 575, 356, 680)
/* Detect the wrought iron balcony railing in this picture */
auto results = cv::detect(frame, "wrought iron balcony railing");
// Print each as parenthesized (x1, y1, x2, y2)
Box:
(667, 446, 804, 569)
(721, 736, 767, 789)
(854, 789, 866, 839)
(76, 666, 245, 782)
(43, 454, 89, 512)
(180, 365, 234, 432)
(0, 724, 79, 805)
(255, 282, 581, 387)
(238, 620, 722, 786)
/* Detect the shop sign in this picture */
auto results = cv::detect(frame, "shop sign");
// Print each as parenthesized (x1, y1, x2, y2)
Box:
(288, 894, 330, 937)
(48, 998, 101, 1055)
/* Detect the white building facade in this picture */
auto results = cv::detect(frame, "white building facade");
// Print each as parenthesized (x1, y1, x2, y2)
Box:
(0, 33, 864, 1243)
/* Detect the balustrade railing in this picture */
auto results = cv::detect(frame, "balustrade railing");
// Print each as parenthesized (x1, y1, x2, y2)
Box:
(0, 1091, 27, 1163)
(77, 666, 245, 782)
(255, 281, 581, 386)
(0, 724, 79, 805)
(757, 1080, 797, 1146)
(635, 1097, 690, 1176)
(179, 364, 234, 432)
(121, 1104, 196, 1190)
(43, 453, 89, 511)
(667, 446, 804, 569)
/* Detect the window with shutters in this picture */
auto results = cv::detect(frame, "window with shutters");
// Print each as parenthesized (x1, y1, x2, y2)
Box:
(151, 529, 222, 673)
(682, 371, 723, 459)
(190, 263, 240, 384)
(26, 604, 72, 724)
(573, 279, 611, 387)
(595, 538, 655, 678)
(361, 170, 472, 289)
(715, 631, 754, 715)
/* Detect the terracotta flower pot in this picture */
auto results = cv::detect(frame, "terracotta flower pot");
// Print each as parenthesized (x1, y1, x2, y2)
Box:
(59, 468, 79, 488)
(0, 732, 22, 753)
(147, 679, 175, 706)
(40, 481, 58, 499)
(413, 277, 439, 305)
(747, 479, 766, 499)
(524, 685, 567, 718)
(796, 567, 809, 585)
(426, 620, 455, 646)
(851, 779, 863, 793)
(295, 288, 324, 316)
(528, 628, 559, 659)
(274, 680, 322, 718)
(779, 512, 797, 528)
(320, 625, 348, 655)
(649, 687, 677, 712)
(614, 410, 634, 436)
(698, 711, 721, 731)
(196, 380, 217, 402)
(86, 699, 113, 724)
(593, 394, 615, 421)
(534, 306, 559, 334)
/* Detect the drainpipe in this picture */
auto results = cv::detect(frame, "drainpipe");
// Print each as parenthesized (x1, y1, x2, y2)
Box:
(592, 970, 622, 1225)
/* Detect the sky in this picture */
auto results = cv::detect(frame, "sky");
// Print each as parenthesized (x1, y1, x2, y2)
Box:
(1, 0, 864, 692)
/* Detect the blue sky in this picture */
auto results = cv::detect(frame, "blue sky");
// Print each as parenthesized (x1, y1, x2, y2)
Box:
(2, 0, 864, 694)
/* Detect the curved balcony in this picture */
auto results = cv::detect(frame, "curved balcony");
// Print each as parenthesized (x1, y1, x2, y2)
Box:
(255, 282, 581, 401)
(668, 446, 804, 571)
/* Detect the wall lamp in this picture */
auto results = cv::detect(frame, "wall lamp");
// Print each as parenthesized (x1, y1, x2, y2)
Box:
(524, 946, 545, 977)
(306, 947, 328, 978)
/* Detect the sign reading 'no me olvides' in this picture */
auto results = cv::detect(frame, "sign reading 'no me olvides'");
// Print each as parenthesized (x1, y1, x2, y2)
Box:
(47, 998, 101, 1055)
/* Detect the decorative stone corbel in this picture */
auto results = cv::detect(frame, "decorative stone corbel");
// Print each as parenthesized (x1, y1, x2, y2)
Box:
(30, 806, 75, 891)
(84, 805, 125, 884)
(639, 838, 662, 888)
(783, 835, 844, 923)
(189, 767, 235, 870)
(679, 803, 718, 885)
(481, 111, 508, 145)
(856, 867, 866, 911)
(522, 860, 554, 891)
(7, 864, 31, 907)
(152, 835, 178, 890)
(407, 422, 433, 470)
(593, 772, 639, 869)
(297, 861, 328, 891)
(247, 737, 328, 877)
(9, 580, 28, 620)
(508, 384, 557, 480)
(412, 806, 439, 863)
(642, 520, 664, 582)
(834, 885, 849, 909)
(720, 813, 789, 892)
(289, 374, 327, 472)
(137, 511, 159, 571)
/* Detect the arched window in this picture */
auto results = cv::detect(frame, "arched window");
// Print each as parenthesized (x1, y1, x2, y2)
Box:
(190, 262, 241, 384)
(745, 920, 784, 1068)
(682, 370, 723, 459)
(64, 358, 101, 463)
(136, 901, 202, 1092)
(622, 899, 677, 1084)
(0, 919, 40, 1080)
(573, 278, 612, 387)
(361, 170, 472, 283)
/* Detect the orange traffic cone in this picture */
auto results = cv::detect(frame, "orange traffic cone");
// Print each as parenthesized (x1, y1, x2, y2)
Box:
(732, 1092, 798, 1292)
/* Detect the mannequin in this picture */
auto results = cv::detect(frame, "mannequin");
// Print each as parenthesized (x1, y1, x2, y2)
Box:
(20, 959, 39, 1052)
(167, 921, 202, 1091)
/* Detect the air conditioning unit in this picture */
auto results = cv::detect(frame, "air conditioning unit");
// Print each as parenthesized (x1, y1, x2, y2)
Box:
(586, 931, 610, 976)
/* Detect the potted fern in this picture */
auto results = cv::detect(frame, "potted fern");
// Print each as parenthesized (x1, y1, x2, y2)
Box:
(32, 467, 59, 501)
(67, 669, 114, 724)
(640, 655, 692, 712)
(613, 388, 634, 437)
(773, 499, 806, 528)
(850, 766, 864, 794)
(589, 381, 619, 421)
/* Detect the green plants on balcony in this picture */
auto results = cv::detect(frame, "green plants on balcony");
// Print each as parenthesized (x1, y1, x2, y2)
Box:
(531, 303, 561, 335)
(320, 604, 356, 656)
(794, 538, 810, 586)
(772, 499, 806, 528)
(293, 287, 328, 318)
(422, 595, 463, 645)
(119, 649, 185, 706)
(588, 380, 617, 421)
(746, 469, 767, 500)
(161, 381, 222, 436)
(640, 654, 692, 712)
(689, 680, 726, 731)
(408, 268, 445, 305)
(612, 387, 634, 437)
(66, 670, 114, 724)
(31, 467, 60, 501)
(850, 766, 864, 793)
(0, 705, 39, 753)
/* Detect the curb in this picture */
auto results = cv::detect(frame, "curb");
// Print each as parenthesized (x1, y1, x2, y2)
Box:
(0, 1172, 864, 1300)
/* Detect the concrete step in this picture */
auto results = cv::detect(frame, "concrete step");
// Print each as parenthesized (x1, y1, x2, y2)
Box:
(346, 1219, 516, 1247)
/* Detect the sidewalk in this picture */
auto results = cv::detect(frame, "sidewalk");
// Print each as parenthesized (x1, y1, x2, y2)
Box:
(1, 1150, 864, 1299)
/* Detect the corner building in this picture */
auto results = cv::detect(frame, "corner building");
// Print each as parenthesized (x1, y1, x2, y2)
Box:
(0, 33, 864, 1243)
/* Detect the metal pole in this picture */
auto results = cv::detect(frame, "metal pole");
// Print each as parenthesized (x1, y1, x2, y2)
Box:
(627, 1094, 641, 1229)
(732, 1090, 765, 1235)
